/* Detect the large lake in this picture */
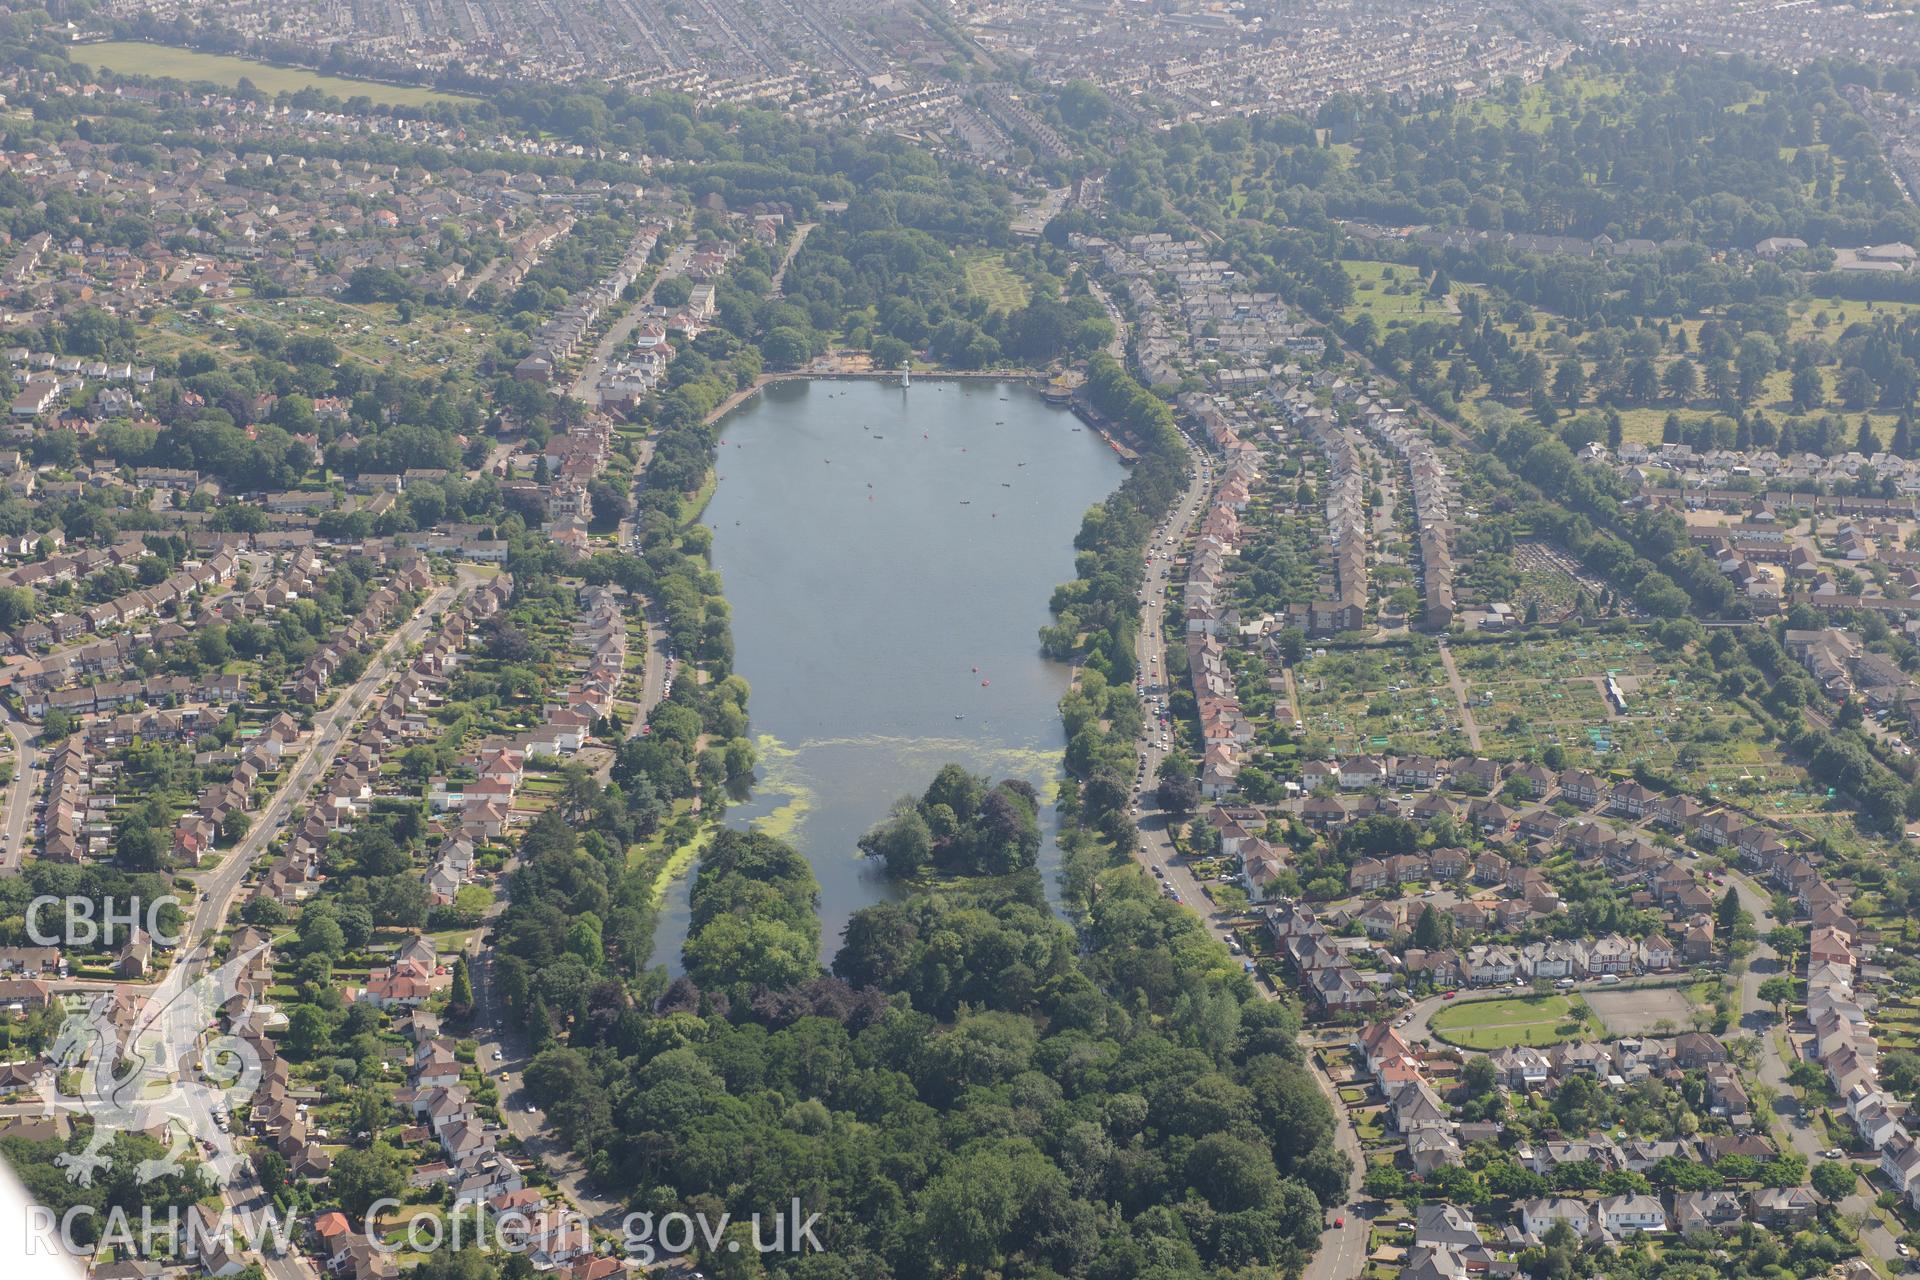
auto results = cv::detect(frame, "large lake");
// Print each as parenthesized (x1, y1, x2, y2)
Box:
(648, 377, 1126, 968)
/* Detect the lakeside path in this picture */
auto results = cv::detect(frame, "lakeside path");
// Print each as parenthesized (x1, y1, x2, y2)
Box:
(698, 365, 1056, 428)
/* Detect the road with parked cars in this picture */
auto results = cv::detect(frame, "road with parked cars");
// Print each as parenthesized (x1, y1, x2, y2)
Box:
(1115, 436, 1369, 1280)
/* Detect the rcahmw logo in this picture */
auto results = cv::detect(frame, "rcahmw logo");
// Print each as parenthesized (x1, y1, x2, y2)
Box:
(33, 941, 267, 1188)
(25, 1205, 296, 1258)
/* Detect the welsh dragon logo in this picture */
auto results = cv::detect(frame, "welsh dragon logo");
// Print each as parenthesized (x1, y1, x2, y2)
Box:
(35, 942, 268, 1188)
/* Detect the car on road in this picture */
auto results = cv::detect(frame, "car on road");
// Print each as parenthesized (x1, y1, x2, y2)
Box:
(1151, 866, 1164, 878)
(492, 1049, 503, 1060)
(1822, 1148, 1844, 1159)
(1442, 990, 1457, 1000)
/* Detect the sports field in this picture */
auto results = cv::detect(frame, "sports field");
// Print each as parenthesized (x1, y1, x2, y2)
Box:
(73, 42, 476, 108)
(1428, 993, 1601, 1050)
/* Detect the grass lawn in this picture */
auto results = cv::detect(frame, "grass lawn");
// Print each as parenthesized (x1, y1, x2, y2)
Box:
(1432, 993, 1575, 1029)
(961, 251, 1031, 311)
(74, 42, 477, 107)
(1341, 259, 1452, 327)
(1429, 993, 1599, 1049)
(1451, 68, 1626, 132)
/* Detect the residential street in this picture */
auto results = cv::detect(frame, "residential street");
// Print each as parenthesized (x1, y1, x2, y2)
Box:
(1119, 438, 1370, 1280)
(469, 934, 628, 1227)
(570, 243, 692, 404)
(185, 573, 471, 953)
(0, 706, 33, 874)
(1721, 866, 1904, 1264)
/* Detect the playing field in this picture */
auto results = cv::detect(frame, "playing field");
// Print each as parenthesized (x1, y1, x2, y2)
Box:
(73, 42, 477, 108)
(1428, 993, 1599, 1050)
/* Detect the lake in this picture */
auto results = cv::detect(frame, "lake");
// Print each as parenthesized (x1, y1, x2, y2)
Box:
(648, 377, 1125, 968)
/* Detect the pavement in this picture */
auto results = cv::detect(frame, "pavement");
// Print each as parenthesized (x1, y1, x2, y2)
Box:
(1085, 278, 1128, 362)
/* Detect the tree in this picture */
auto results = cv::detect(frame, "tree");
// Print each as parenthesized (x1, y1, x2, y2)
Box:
(1412, 904, 1444, 950)
(1717, 885, 1743, 934)
(1736, 334, 1779, 405)
(329, 1142, 405, 1217)
(1790, 365, 1825, 413)
(1156, 757, 1199, 815)
(1624, 357, 1659, 405)
(654, 276, 692, 309)
(859, 801, 934, 877)
(1362, 1162, 1406, 1198)
(116, 820, 165, 872)
(1767, 924, 1806, 960)
(1812, 1158, 1857, 1201)
(1757, 975, 1795, 1019)
(449, 955, 474, 1014)
(1662, 357, 1698, 403)
(1188, 1133, 1280, 1212)
(1839, 364, 1878, 411)
(283, 1004, 334, 1060)
(1553, 357, 1585, 407)
(222, 810, 252, 846)
(297, 909, 347, 961)
(1484, 1158, 1545, 1200)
